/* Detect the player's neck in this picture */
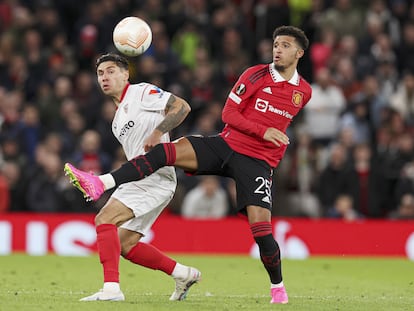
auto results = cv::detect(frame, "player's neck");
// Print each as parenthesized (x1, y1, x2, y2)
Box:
(278, 66, 297, 81)
(112, 83, 129, 106)
(112, 95, 121, 106)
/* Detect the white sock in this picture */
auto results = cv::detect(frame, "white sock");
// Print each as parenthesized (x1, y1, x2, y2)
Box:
(171, 263, 188, 279)
(99, 174, 116, 190)
(271, 281, 284, 289)
(103, 282, 120, 292)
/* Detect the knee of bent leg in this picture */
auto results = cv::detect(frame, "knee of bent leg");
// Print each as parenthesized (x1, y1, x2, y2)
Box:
(246, 205, 272, 224)
(94, 200, 131, 226)
(120, 230, 142, 257)
(94, 209, 115, 226)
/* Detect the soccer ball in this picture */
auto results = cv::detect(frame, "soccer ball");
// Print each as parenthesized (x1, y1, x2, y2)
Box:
(113, 16, 152, 57)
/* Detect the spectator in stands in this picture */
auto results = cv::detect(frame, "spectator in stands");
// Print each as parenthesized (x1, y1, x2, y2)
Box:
(394, 161, 414, 207)
(389, 70, 414, 127)
(380, 131, 414, 214)
(150, 21, 182, 86)
(25, 144, 68, 212)
(71, 129, 112, 175)
(317, 143, 357, 215)
(326, 194, 361, 221)
(366, 0, 401, 45)
(332, 56, 362, 101)
(396, 21, 414, 74)
(309, 27, 336, 74)
(283, 128, 321, 218)
(37, 75, 73, 131)
(20, 105, 42, 164)
(349, 143, 383, 217)
(303, 67, 346, 148)
(0, 163, 10, 213)
(352, 74, 390, 131)
(72, 70, 104, 127)
(21, 28, 48, 101)
(319, 0, 364, 40)
(339, 98, 372, 145)
(95, 98, 119, 161)
(59, 111, 86, 157)
(375, 57, 399, 107)
(181, 176, 229, 219)
(389, 193, 414, 219)
(0, 161, 25, 212)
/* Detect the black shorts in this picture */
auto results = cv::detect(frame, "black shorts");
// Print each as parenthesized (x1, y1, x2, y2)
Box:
(186, 135, 274, 213)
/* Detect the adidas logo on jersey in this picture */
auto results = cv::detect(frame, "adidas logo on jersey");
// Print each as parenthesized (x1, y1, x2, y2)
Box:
(262, 87, 272, 94)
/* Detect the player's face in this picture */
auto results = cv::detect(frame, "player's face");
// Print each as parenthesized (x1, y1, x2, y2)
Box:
(97, 61, 129, 99)
(272, 35, 304, 72)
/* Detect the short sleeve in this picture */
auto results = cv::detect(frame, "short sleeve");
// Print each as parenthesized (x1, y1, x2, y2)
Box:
(139, 83, 172, 111)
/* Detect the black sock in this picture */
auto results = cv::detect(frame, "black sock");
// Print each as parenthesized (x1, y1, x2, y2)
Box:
(111, 144, 170, 186)
(254, 234, 282, 284)
(251, 222, 282, 284)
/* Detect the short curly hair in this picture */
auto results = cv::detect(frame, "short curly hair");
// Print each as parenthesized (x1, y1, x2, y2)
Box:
(272, 26, 309, 50)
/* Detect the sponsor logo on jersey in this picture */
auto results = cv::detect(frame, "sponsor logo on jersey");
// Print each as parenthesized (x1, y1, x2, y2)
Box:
(255, 98, 268, 112)
(118, 120, 135, 139)
(255, 98, 293, 119)
(292, 90, 304, 107)
(149, 86, 162, 95)
(235, 83, 246, 95)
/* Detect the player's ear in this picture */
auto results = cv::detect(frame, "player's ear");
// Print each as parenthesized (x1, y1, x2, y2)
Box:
(123, 69, 129, 81)
(296, 48, 304, 59)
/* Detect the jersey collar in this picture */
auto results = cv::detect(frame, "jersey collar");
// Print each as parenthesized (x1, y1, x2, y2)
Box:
(119, 82, 130, 102)
(269, 63, 300, 86)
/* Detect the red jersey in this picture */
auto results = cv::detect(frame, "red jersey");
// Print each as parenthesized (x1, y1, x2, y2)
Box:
(220, 63, 312, 167)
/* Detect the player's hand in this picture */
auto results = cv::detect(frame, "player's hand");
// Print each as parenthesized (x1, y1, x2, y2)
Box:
(263, 128, 290, 147)
(144, 130, 163, 152)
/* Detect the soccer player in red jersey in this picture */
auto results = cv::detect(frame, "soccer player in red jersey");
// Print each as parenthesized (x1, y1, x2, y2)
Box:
(65, 25, 312, 304)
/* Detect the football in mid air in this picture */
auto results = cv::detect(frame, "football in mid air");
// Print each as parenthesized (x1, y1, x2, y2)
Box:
(113, 16, 152, 57)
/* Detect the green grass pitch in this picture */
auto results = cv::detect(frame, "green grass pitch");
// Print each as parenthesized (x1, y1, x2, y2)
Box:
(0, 254, 412, 311)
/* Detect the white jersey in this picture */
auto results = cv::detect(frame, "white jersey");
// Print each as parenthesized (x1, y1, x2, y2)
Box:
(112, 82, 176, 184)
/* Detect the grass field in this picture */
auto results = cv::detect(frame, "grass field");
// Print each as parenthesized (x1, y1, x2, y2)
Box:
(0, 254, 412, 311)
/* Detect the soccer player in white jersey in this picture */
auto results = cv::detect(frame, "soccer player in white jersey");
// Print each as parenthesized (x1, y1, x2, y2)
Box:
(65, 53, 201, 302)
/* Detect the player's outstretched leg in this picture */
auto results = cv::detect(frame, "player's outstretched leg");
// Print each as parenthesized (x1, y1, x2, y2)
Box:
(64, 163, 105, 201)
(169, 266, 202, 301)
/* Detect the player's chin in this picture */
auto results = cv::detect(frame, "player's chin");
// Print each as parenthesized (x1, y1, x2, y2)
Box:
(102, 87, 112, 94)
(273, 63, 285, 72)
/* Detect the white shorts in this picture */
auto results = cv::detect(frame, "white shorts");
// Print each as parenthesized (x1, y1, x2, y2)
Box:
(112, 173, 176, 236)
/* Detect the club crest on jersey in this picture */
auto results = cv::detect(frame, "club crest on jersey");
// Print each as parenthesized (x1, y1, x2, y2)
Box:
(235, 83, 246, 95)
(292, 90, 304, 107)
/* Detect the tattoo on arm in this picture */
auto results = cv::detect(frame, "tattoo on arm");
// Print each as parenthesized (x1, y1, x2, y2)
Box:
(156, 95, 189, 133)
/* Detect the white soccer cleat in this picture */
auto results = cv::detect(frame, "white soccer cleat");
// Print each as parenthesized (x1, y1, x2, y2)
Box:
(169, 267, 201, 301)
(79, 289, 125, 301)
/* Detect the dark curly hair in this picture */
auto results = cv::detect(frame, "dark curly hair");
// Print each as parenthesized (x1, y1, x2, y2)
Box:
(272, 26, 309, 50)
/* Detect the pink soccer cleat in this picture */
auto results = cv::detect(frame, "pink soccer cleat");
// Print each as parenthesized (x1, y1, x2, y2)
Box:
(270, 286, 288, 304)
(64, 163, 105, 201)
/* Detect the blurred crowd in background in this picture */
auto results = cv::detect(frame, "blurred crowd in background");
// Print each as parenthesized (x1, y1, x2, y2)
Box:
(0, 0, 414, 220)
